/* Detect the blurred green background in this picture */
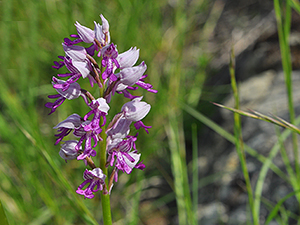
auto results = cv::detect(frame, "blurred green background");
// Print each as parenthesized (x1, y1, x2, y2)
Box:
(0, 0, 222, 224)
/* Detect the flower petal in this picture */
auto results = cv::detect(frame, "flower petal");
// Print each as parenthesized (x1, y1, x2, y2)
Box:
(119, 61, 147, 86)
(117, 47, 139, 69)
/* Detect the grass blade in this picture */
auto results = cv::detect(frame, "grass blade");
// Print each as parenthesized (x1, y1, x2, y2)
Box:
(182, 103, 290, 183)
(229, 47, 255, 224)
(213, 103, 300, 134)
(254, 122, 300, 225)
(274, 0, 300, 182)
(265, 190, 300, 225)
(192, 124, 198, 224)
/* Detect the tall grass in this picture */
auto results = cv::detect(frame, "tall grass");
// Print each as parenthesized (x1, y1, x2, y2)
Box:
(2, 0, 300, 224)
(0, 0, 210, 224)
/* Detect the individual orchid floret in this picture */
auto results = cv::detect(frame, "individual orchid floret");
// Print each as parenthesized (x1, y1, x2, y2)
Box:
(120, 97, 152, 133)
(104, 61, 148, 102)
(64, 23, 94, 47)
(83, 98, 110, 138)
(75, 98, 110, 160)
(63, 56, 99, 89)
(53, 45, 93, 84)
(76, 168, 106, 199)
(59, 44, 101, 88)
(45, 77, 83, 114)
(76, 133, 97, 160)
(75, 21, 95, 43)
(63, 44, 92, 79)
(106, 97, 151, 139)
(59, 140, 81, 162)
(53, 113, 83, 145)
(103, 46, 157, 102)
(107, 136, 145, 177)
(101, 43, 120, 81)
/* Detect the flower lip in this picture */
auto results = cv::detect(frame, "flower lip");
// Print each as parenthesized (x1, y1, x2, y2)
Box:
(76, 168, 106, 199)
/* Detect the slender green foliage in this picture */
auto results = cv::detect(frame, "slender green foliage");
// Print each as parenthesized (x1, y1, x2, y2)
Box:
(229, 48, 256, 224)
(265, 190, 300, 225)
(254, 119, 300, 225)
(165, 0, 193, 224)
(192, 124, 198, 224)
(274, 0, 300, 182)
(213, 103, 300, 135)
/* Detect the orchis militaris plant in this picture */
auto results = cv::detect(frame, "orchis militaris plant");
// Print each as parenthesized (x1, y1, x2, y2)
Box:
(46, 14, 156, 222)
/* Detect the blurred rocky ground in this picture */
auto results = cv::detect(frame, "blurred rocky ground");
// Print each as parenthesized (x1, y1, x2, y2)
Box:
(136, 0, 300, 224)
(196, 0, 300, 224)
(199, 70, 300, 225)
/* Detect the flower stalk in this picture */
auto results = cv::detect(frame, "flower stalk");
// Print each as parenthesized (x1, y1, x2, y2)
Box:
(99, 120, 112, 224)
(46, 14, 157, 223)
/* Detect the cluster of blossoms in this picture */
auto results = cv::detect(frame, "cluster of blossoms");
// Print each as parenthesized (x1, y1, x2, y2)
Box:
(46, 15, 156, 199)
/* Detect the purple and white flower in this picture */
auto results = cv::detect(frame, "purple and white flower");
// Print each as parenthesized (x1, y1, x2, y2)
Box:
(106, 136, 145, 178)
(53, 113, 83, 144)
(45, 78, 83, 114)
(47, 14, 156, 199)
(59, 140, 81, 162)
(76, 168, 106, 199)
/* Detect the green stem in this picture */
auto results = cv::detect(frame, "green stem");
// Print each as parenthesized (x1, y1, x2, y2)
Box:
(99, 61, 112, 225)
(192, 124, 198, 225)
(229, 47, 255, 223)
(100, 132, 112, 225)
